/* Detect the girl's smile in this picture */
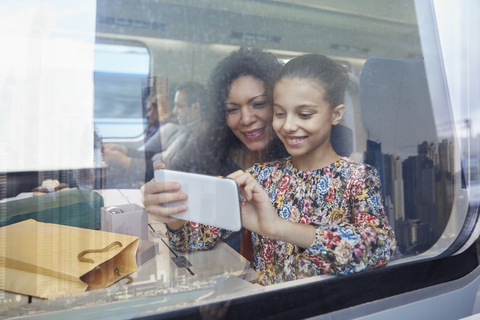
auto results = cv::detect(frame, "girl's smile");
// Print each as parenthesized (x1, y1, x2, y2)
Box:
(282, 134, 307, 146)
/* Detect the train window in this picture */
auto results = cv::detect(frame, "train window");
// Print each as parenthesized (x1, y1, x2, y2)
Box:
(1, 0, 479, 319)
(93, 41, 151, 139)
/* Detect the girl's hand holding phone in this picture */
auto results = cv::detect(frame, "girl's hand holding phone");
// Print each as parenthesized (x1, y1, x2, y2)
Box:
(228, 170, 283, 239)
(228, 170, 316, 249)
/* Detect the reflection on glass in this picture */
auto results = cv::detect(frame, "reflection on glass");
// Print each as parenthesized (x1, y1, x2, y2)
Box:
(1, 0, 475, 318)
(94, 43, 150, 138)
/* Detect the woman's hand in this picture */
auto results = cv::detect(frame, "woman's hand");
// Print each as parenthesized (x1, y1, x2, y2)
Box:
(141, 160, 187, 230)
(228, 170, 281, 239)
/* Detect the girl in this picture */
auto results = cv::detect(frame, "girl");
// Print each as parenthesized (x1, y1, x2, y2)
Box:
(167, 54, 396, 286)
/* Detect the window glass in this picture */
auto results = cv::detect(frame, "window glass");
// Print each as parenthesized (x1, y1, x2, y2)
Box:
(1, 0, 477, 318)
(471, 159, 480, 183)
(97, 0, 459, 261)
(94, 43, 150, 139)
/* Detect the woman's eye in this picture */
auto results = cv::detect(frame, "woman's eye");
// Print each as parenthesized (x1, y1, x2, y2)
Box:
(252, 102, 267, 108)
(226, 108, 239, 114)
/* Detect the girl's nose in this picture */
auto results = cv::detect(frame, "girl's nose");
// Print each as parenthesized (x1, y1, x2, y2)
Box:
(240, 107, 257, 126)
(282, 116, 298, 132)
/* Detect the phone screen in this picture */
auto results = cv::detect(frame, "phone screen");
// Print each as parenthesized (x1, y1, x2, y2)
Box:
(154, 170, 242, 231)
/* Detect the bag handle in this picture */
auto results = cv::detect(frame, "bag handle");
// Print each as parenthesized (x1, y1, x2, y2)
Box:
(114, 268, 133, 284)
(77, 241, 133, 285)
(77, 241, 123, 263)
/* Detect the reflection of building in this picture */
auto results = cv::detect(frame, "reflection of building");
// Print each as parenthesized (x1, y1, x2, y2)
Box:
(382, 154, 405, 232)
(403, 156, 417, 221)
(397, 219, 429, 247)
(417, 157, 437, 239)
(418, 141, 438, 165)
(365, 140, 386, 196)
(435, 170, 454, 233)
(438, 139, 454, 174)
(436, 139, 455, 235)
(383, 195, 395, 231)
(392, 156, 405, 222)
(366, 139, 454, 255)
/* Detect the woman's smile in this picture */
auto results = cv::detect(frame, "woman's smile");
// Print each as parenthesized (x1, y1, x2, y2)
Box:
(243, 126, 267, 140)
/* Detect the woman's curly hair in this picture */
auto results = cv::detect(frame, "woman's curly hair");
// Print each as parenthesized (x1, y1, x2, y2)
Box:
(204, 46, 285, 161)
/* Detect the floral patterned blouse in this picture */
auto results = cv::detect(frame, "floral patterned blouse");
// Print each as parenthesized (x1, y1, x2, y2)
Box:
(166, 157, 396, 286)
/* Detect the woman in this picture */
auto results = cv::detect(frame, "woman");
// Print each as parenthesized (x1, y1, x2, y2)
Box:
(142, 47, 287, 250)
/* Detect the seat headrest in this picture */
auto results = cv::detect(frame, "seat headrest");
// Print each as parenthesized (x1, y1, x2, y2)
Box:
(359, 57, 438, 158)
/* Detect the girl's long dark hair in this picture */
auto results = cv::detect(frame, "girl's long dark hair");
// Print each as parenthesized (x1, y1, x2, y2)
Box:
(273, 54, 349, 108)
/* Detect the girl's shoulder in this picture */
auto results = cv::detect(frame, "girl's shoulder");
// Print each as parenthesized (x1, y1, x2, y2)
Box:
(337, 157, 381, 180)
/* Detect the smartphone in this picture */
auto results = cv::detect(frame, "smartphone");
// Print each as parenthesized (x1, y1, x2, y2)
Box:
(154, 169, 242, 231)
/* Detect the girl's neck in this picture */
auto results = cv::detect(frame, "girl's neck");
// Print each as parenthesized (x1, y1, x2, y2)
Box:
(291, 144, 342, 171)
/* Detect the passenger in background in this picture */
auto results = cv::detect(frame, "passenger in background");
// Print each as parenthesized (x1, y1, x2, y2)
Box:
(104, 93, 169, 162)
(146, 82, 207, 180)
(137, 93, 178, 153)
(143, 93, 161, 143)
(104, 82, 206, 187)
(150, 82, 207, 166)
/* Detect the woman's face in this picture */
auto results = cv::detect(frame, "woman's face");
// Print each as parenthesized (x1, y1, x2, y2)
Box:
(225, 75, 274, 152)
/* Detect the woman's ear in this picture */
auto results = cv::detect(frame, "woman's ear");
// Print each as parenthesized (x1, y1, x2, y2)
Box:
(331, 104, 346, 126)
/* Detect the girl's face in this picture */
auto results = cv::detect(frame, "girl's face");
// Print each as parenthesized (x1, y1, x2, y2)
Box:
(273, 77, 344, 165)
(225, 75, 274, 152)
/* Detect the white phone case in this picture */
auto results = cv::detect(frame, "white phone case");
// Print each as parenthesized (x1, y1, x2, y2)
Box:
(154, 170, 242, 231)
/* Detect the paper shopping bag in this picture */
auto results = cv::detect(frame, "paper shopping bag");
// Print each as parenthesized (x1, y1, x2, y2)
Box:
(0, 219, 139, 299)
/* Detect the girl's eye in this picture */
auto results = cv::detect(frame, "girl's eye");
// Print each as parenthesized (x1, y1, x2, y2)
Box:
(274, 112, 285, 117)
(299, 113, 313, 119)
